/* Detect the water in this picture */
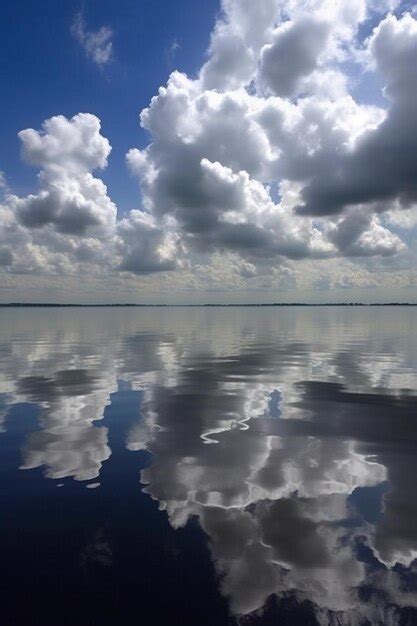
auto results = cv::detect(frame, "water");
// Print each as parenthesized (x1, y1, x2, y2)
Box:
(0, 306, 417, 625)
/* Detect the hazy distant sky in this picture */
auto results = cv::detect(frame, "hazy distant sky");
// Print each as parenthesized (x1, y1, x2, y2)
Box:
(0, 0, 416, 303)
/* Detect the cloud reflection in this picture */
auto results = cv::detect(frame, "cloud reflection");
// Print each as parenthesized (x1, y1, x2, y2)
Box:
(0, 307, 416, 622)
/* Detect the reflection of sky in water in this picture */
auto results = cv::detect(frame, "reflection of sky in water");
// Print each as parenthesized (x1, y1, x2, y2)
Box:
(0, 307, 417, 625)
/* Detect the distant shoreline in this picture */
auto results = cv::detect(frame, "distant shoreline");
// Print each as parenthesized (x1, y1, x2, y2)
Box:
(0, 303, 416, 308)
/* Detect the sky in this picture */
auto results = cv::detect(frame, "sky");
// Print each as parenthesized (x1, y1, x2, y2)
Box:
(0, 0, 416, 304)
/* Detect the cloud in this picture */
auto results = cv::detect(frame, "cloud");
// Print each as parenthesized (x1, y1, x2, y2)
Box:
(116, 210, 182, 274)
(0, 171, 9, 195)
(0, 114, 120, 278)
(200, 0, 282, 91)
(258, 17, 330, 97)
(125, 1, 414, 272)
(0, 246, 13, 266)
(14, 113, 116, 235)
(19, 112, 111, 173)
(297, 12, 417, 216)
(165, 39, 181, 68)
(127, 71, 399, 264)
(71, 12, 113, 66)
(329, 208, 405, 256)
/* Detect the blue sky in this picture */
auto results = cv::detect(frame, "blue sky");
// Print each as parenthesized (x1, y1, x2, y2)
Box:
(0, 0, 218, 213)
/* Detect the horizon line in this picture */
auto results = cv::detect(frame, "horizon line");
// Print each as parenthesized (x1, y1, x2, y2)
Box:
(0, 302, 416, 308)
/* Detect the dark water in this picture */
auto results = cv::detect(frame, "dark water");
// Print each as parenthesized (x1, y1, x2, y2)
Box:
(1, 307, 417, 626)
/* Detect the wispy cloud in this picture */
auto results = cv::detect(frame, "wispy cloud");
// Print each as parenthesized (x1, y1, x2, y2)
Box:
(71, 12, 113, 66)
(165, 39, 181, 68)
(0, 171, 9, 195)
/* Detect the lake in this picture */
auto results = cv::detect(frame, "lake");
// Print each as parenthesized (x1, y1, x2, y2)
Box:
(1, 306, 417, 625)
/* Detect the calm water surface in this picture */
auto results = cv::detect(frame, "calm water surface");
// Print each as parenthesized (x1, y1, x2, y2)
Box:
(1, 307, 417, 625)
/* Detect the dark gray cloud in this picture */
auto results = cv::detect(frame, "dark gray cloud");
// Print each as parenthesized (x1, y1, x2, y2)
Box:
(297, 13, 417, 217)
(259, 17, 330, 97)
(116, 210, 180, 275)
(329, 208, 404, 257)
(0, 246, 13, 266)
(16, 188, 105, 234)
(17, 369, 97, 402)
(259, 498, 331, 568)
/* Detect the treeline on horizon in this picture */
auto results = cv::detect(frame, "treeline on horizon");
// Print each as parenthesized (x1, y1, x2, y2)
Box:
(0, 303, 415, 308)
